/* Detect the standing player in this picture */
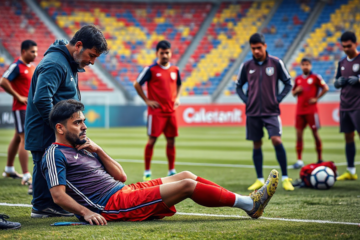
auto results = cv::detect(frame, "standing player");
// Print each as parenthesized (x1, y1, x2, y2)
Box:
(236, 33, 294, 191)
(0, 40, 37, 189)
(291, 58, 329, 169)
(334, 31, 360, 181)
(134, 40, 181, 181)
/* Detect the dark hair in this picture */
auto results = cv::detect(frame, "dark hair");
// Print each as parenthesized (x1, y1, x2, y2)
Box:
(69, 25, 108, 54)
(21, 40, 37, 51)
(249, 33, 266, 45)
(340, 31, 357, 43)
(156, 40, 171, 51)
(49, 100, 85, 130)
(301, 58, 311, 64)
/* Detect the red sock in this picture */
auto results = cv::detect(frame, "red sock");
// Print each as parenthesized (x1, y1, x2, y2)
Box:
(166, 144, 175, 170)
(191, 182, 235, 207)
(196, 177, 222, 188)
(296, 140, 303, 160)
(315, 138, 322, 161)
(144, 144, 154, 171)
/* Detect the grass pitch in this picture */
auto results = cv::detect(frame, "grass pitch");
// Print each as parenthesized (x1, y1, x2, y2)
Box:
(0, 126, 359, 239)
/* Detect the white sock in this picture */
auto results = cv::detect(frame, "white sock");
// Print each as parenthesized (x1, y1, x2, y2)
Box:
(347, 167, 356, 175)
(257, 178, 264, 184)
(282, 176, 288, 181)
(233, 194, 253, 211)
(297, 160, 303, 164)
(5, 166, 15, 173)
(144, 170, 151, 176)
(22, 172, 31, 181)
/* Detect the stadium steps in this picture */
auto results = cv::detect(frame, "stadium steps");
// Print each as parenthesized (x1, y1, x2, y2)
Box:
(212, 0, 283, 103)
(283, 1, 326, 65)
(24, 0, 132, 102)
(0, 43, 14, 93)
(177, 2, 220, 72)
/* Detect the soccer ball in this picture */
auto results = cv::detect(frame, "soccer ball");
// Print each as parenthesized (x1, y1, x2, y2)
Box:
(310, 166, 335, 190)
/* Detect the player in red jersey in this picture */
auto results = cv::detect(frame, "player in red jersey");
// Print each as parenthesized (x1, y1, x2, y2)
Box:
(134, 40, 181, 181)
(0, 40, 37, 188)
(291, 58, 329, 169)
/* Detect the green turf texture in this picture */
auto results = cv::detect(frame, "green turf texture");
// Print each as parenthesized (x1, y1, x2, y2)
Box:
(0, 126, 359, 239)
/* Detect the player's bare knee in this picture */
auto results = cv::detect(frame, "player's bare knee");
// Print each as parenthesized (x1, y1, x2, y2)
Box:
(271, 136, 282, 146)
(180, 179, 197, 195)
(179, 171, 196, 180)
(345, 132, 355, 143)
(253, 141, 262, 149)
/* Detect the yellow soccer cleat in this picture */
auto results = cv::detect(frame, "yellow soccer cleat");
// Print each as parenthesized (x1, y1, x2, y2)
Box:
(143, 174, 151, 182)
(246, 169, 279, 219)
(337, 171, 358, 181)
(247, 179, 264, 191)
(282, 178, 294, 191)
(2, 171, 23, 179)
(21, 176, 32, 186)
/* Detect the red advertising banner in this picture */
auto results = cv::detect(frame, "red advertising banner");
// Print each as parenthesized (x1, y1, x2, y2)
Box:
(176, 103, 340, 127)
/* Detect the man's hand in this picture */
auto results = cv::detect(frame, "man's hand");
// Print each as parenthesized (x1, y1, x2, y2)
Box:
(348, 76, 360, 85)
(17, 96, 28, 105)
(76, 137, 101, 153)
(294, 86, 303, 95)
(83, 210, 107, 226)
(309, 98, 317, 104)
(334, 76, 347, 88)
(174, 97, 180, 109)
(145, 100, 160, 109)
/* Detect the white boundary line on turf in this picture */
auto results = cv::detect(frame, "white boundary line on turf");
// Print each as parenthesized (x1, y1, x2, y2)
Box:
(0, 203, 358, 226)
(0, 153, 359, 169)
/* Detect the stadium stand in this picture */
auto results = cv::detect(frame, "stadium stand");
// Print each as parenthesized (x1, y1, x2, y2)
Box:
(0, 0, 112, 91)
(181, 1, 275, 96)
(289, 0, 360, 92)
(224, 0, 316, 96)
(39, 0, 210, 96)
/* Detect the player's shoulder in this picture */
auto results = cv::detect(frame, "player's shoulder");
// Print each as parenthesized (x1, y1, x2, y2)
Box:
(147, 63, 158, 70)
(44, 143, 72, 161)
(169, 65, 179, 71)
(338, 56, 348, 64)
(268, 55, 284, 64)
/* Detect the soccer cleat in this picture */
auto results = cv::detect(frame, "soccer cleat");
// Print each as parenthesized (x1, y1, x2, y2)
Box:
(336, 171, 358, 181)
(31, 208, 74, 218)
(0, 214, 21, 230)
(167, 169, 177, 176)
(21, 176, 32, 186)
(245, 169, 279, 219)
(247, 179, 264, 191)
(2, 171, 23, 179)
(143, 174, 151, 181)
(28, 184, 33, 195)
(292, 161, 304, 169)
(282, 178, 294, 191)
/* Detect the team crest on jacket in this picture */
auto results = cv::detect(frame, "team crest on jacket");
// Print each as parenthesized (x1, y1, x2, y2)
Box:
(307, 78, 313, 84)
(352, 63, 359, 72)
(170, 72, 177, 80)
(266, 67, 274, 76)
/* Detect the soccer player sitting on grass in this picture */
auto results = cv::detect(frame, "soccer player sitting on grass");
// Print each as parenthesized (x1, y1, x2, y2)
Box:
(42, 99, 279, 225)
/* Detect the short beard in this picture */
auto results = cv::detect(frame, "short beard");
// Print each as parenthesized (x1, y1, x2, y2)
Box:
(74, 48, 85, 67)
(65, 131, 86, 148)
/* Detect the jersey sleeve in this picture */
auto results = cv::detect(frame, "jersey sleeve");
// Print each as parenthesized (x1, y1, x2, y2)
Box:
(236, 63, 248, 87)
(42, 147, 67, 189)
(292, 77, 298, 90)
(316, 74, 326, 87)
(335, 62, 341, 78)
(136, 67, 152, 86)
(2, 63, 20, 81)
(177, 69, 182, 86)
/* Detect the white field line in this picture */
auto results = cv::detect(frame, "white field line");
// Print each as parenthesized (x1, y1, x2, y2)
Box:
(0, 153, 359, 169)
(0, 203, 358, 226)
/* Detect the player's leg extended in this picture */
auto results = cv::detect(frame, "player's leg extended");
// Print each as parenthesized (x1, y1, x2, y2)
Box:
(337, 132, 357, 180)
(3, 131, 22, 179)
(311, 129, 323, 163)
(18, 133, 31, 185)
(161, 170, 222, 188)
(165, 137, 176, 176)
(160, 169, 279, 219)
(144, 136, 157, 181)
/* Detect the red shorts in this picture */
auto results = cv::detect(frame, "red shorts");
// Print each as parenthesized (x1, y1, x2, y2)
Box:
(147, 114, 178, 138)
(295, 113, 320, 130)
(101, 179, 176, 222)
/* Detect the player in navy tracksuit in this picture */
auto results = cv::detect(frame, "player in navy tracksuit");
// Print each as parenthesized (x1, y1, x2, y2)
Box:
(25, 25, 108, 218)
(236, 33, 294, 191)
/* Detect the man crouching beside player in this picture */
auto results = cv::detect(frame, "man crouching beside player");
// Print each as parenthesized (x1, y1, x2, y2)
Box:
(42, 99, 279, 225)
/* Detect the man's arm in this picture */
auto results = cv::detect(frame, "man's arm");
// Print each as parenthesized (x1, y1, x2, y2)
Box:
(291, 77, 302, 97)
(235, 63, 249, 103)
(309, 76, 329, 104)
(334, 62, 347, 89)
(174, 69, 182, 109)
(133, 67, 160, 109)
(50, 185, 107, 225)
(32, 64, 65, 124)
(276, 59, 292, 103)
(76, 138, 127, 182)
(0, 77, 28, 105)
